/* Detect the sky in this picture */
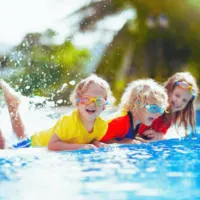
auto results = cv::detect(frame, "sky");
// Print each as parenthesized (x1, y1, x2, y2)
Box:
(0, 0, 134, 52)
(0, 0, 86, 51)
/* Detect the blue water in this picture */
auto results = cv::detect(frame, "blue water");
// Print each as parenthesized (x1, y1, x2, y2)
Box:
(0, 112, 200, 199)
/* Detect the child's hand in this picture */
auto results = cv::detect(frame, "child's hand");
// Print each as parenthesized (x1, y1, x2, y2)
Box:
(142, 129, 156, 139)
(142, 129, 164, 141)
(92, 140, 107, 148)
(151, 132, 164, 141)
(134, 136, 148, 143)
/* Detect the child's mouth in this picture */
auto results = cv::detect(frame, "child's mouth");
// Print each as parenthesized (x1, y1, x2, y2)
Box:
(86, 108, 96, 114)
(171, 102, 180, 110)
(148, 117, 155, 122)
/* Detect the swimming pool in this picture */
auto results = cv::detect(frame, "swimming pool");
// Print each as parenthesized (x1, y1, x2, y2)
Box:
(0, 112, 200, 199)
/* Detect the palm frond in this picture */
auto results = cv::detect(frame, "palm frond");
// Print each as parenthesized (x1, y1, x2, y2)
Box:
(70, 0, 127, 31)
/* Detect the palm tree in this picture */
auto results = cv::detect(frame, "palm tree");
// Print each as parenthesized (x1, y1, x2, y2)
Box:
(71, 0, 200, 100)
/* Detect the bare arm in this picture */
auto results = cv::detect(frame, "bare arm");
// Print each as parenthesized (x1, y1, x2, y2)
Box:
(116, 137, 147, 144)
(104, 139, 120, 144)
(91, 139, 107, 148)
(105, 137, 147, 144)
(0, 80, 26, 138)
(105, 138, 135, 144)
(0, 129, 5, 149)
(48, 133, 96, 151)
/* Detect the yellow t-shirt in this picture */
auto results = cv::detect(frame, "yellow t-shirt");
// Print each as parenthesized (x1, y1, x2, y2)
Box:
(31, 110, 108, 147)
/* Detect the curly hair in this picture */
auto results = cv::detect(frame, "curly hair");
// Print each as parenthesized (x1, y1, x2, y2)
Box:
(119, 79, 168, 113)
(70, 74, 115, 106)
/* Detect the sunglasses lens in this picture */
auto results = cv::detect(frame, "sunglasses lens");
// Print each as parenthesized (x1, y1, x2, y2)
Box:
(145, 105, 163, 114)
(80, 96, 90, 104)
(78, 96, 106, 106)
(96, 98, 105, 106)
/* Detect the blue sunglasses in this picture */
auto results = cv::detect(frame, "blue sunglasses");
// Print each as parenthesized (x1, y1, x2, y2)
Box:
(144, 104, 164, 114)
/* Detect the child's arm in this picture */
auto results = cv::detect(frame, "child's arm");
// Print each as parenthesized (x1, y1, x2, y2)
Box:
(104, 137, 147, 144)
(91, 139, 107, 148)
(104, 139, 120, 144)
(0, 129, 5, 149)
(114, 137, 147, 144)
(48, 133, 97, 151)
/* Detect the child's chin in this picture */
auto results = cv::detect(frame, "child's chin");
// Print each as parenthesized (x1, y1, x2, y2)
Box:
(85, 113, 96, 120)
(144, 121, 152, 126)
(169, 105, 176, 113)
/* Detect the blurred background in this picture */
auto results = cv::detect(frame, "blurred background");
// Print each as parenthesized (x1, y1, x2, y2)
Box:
(0, 0, 200, 105)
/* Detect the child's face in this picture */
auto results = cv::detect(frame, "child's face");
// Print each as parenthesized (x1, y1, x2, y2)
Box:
(135, 98, 164, 126)
(77, 83, 106, 122)
(169, 86, 193, 112)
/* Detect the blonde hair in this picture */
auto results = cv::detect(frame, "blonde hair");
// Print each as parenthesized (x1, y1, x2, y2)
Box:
(119, 79, 168, 112)
(164, 72, 199, 133)
(70, 74, 115, 106)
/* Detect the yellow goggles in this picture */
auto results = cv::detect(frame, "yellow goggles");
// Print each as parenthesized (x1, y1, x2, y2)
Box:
(175, 81, 196, 98)
(77, 96, 107, 106)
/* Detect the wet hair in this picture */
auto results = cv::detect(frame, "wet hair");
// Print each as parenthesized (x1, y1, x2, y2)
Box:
(119, 79, 168, 112)
(164, 72, 199, 134)
(70, 74, 115, 106)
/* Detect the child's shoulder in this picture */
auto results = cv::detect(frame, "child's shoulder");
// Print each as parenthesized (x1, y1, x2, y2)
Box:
(109, 111, 129, 123)
(95, 116, 108, 130)
(103, 109, 128, 122)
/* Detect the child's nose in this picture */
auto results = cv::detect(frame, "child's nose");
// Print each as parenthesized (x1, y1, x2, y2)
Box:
(88, 100, 96, 106)
(175, 98, 182, 106)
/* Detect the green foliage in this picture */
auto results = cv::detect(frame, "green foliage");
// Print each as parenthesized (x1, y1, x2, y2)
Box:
(7, 30, 90, 105)
(9, 63, 61, 96)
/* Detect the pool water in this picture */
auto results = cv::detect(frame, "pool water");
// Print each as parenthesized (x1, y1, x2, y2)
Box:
(0, 112, 200, 199)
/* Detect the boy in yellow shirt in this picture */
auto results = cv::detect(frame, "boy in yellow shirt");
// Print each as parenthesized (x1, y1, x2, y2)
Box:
(0, 74, 115, 150)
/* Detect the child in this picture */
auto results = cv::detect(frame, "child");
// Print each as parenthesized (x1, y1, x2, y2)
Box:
(0, 74, 115, 150)
(100, 79, 168, 144)
(138, 72, 199, 140)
